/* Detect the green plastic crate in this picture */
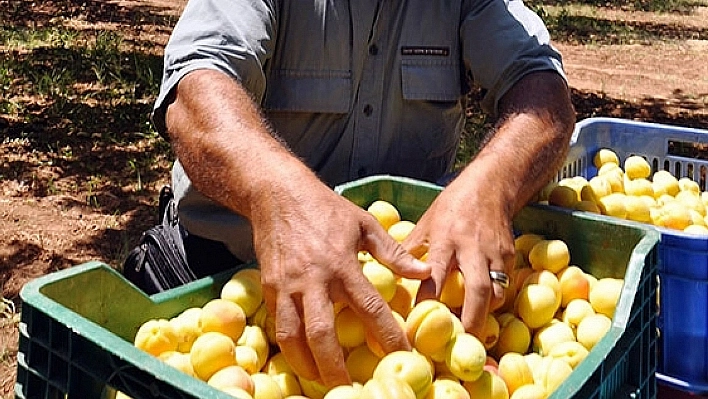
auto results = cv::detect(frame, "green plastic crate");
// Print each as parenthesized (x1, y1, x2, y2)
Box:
(336, 175, 661, 399)
(15, 263, 246, 399)
(15, 175, 660, 399)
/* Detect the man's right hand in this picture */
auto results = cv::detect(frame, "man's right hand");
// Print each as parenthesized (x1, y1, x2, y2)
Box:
(165, 69, 430, 388)
(251, 179, 431, 387)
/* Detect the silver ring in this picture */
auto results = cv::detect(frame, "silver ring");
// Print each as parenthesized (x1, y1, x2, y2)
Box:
(489, 271, 510, 289)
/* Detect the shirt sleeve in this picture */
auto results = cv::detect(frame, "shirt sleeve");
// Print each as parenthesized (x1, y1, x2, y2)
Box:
(152, 0, 277, 135)
(461, 0, 567, 116)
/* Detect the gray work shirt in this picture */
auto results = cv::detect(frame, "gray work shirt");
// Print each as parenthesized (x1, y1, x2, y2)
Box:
(154, 0, 566, 262)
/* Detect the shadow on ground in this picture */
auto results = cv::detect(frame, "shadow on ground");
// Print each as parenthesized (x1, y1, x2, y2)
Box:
(534, 0, 704, 14)
(0, 0, 176, 297)
(572, 89, 708, 129)
(2, 0, 708, 293)
(549, 14, 708, 44)
(1, 0, 177, 29)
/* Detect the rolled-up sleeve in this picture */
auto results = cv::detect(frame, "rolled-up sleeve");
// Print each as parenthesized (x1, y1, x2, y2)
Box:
(152, 0, 277, 134)
(461, 0, 566, 116)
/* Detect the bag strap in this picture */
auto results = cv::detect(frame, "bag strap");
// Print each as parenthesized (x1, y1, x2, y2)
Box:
(140, 223, 197, 290)
(122, 185, 198, 293)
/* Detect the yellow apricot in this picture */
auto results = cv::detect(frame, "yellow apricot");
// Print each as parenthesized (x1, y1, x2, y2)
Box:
(346, 345, 380, 384)
(406, 300, 455, 359)
(335, 306, 367, 349)
(440, 269, 466, 309)
(528, 240, 570, 273)
(557, 266, 590, 307)
(388, 220, 417, 243)
(445, 333, 487, 382)
(623, 195, 652, 223)
(576, 313, 612, 351)
(362, 376, 417, 399)
(547, 341, 590, 369)
(589, 278, 624, 318)
(199, 298, 246, 342)
(679, 177, 701, 193)
(515, 284, 559, 330)
(597, 193, 627, 218)
(462, 370, 509, 399)
(561, 298, 595, 329)
(363, 260, 398, 303)
(134, 318, 179, 357)
(221, 268, 263, 318)
(593, 148, 619, 168)
(623, 155, 651, 180)
(190, 331, 238, 381)
(581, 176, 612, 202)
(533, 356, 573, 394)
(250, 373, 285, 399)
(497, 353, 534, 396)
(493, 313, 531, 358)
(207, 365, 254, 394)
(373, 350, 434, 398)
(624, 177, 654, 197)
(532, 321, 575, 356)
(548, 185, 579, 208)
(367, 200, 401, 231)
(389, 277, 420, 318)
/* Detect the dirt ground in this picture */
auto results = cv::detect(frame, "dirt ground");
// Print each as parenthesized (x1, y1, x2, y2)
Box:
(2, 0, 708, 397)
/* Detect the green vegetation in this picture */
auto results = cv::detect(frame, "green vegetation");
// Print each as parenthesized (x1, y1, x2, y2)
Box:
(4, 1, 707, 177)
(531, 0, 706, 14)
(0, 20, 173, 202)
(530, 0, 708, 45)
(0, 298, 18, 325)
(1, 296, 19, 365)
(1, 26, 162, 140)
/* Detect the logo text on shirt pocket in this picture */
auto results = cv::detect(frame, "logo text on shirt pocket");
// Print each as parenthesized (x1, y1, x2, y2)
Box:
(401, 46, 450, 57)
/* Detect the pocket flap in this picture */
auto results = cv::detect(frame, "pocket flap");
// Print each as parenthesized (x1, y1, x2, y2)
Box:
(264, 71, 351, 113)
(401, 62, 461, 102)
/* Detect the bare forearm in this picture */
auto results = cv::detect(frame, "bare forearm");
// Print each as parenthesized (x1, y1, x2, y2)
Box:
(164, 69, 320, 220)
(459, 71, 575, 213)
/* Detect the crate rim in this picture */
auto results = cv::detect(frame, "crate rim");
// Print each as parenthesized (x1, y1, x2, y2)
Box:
(17, 261, 241, 399)
(574, 116, 708, 139)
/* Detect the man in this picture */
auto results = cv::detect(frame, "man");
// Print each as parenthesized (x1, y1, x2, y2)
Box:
(144, 0, 575, 388)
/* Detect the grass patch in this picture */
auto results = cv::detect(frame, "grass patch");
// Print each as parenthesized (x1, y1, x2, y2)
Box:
(531, 0, 707, 14)
(456, 87, 492, 169)
(1, 25, 163, 140)
(531, 2, 708, 45)
(0, 20, 173, 200)
(0, 297, 18, 325)
(533, 4, 708, 45)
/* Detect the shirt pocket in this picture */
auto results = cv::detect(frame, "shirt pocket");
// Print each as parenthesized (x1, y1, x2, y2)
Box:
(263, 70, 352, 113)
(400, 60, 462, 103)
(396, 60, 463, 164)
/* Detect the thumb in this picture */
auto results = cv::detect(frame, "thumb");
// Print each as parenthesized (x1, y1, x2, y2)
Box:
(361, 218, 431, 280)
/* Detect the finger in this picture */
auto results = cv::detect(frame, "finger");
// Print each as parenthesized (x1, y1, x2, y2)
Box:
(415, 244, 453, 302)
(274, 293, 320, 382)
(302, 287, 350, 388)
(488, 270, 507, 312)
(459, 254, 493, 336)
(400, 222, 430, 259)
(261, 278, 278, 317)
(488, 252, 514, 312)
(416, 278, 437, 302)
(343, 269, 411, 355)
(361, 217, 431, 280)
